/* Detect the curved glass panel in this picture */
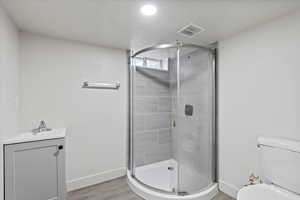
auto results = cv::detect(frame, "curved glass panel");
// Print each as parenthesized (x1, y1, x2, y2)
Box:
(130, 43, 215, 195)
(131, 47, 177, 192)
(176, 46, 214, 194)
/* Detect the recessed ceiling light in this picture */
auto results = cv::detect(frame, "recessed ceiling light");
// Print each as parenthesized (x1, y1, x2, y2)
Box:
(140, 4, 157, 16)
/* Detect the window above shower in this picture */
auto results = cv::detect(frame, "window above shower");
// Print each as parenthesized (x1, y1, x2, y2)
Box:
(133, 57, 169, 71)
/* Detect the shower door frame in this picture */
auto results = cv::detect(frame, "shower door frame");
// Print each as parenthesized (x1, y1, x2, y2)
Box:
(128, 42, 217, 195)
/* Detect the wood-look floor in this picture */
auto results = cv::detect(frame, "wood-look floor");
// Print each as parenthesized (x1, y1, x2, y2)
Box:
(68, 177, 235, 200)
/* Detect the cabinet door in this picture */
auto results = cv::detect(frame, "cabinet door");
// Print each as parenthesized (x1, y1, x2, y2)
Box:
(5, 139, 66, 200)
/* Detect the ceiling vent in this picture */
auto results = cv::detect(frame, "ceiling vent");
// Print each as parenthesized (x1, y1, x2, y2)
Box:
(178, 23, 205, 37)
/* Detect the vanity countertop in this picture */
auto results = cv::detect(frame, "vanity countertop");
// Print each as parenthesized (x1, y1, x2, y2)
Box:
(0, 128, 66, 145)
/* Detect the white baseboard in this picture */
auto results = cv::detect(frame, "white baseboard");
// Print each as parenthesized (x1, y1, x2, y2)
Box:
(219, 180, 239, 199)
(67, 167, 126, 192)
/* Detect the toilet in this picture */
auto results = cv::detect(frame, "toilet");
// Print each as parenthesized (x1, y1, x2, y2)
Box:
(237, 137, 300, 200)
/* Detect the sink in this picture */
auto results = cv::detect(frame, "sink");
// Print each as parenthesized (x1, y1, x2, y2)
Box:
(0, 128, 66, 145)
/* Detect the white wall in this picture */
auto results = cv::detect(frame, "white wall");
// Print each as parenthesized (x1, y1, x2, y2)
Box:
(19, 33, 128, 191)
(0, 3, 19, 199)
(218, 11, 300, 198)
(0, 3, 19, 139)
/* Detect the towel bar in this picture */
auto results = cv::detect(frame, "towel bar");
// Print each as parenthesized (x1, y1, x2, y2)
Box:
(82, 81, 120, 89)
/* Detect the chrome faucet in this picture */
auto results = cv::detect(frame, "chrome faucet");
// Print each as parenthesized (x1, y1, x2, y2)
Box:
(32, 120, 52, 134)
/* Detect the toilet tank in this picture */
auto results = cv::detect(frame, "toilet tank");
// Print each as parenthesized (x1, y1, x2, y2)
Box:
(258, 137, 300, 194)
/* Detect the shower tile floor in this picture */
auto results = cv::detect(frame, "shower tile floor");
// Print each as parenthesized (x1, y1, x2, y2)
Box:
(68, 176, 235, 200)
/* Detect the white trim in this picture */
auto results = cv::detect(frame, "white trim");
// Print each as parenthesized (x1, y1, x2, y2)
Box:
(0, 146, 4, 200)
(67, 167, 126, 192)
(218, 180, 239, 199)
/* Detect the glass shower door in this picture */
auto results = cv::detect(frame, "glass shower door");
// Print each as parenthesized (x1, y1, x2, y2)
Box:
(131, 47, 178, 193)
(175, 46, 215, 195)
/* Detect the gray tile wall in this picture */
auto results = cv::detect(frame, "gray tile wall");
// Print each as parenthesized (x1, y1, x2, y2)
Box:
(133, 67, 172, 166)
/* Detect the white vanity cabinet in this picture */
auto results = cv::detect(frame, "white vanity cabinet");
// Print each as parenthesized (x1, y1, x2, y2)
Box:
(3, 129, 66, 200)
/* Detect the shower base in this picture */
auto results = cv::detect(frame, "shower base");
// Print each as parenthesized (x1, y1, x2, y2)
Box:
(135, 159, 177, 192)
(127, 159, 218, 200)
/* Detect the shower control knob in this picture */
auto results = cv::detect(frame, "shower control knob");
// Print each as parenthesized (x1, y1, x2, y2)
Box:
(168, 167, 174, 171)
(185, 104, 193, 116)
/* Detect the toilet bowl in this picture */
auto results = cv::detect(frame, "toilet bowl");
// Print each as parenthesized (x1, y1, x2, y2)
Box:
(238, 184, 300, 200)
(237, 137, 300, 200)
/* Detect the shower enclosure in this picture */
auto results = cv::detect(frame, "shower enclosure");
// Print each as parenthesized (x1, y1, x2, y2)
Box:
(127, 42, 217, 200)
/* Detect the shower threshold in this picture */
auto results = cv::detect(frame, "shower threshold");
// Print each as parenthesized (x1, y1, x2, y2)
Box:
(128, 168, 218, 200)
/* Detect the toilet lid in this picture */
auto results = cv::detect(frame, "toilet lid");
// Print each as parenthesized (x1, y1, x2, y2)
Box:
(238, 184, 300, 200)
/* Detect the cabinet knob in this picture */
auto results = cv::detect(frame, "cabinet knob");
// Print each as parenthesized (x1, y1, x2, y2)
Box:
(58, 145, 64, 150)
